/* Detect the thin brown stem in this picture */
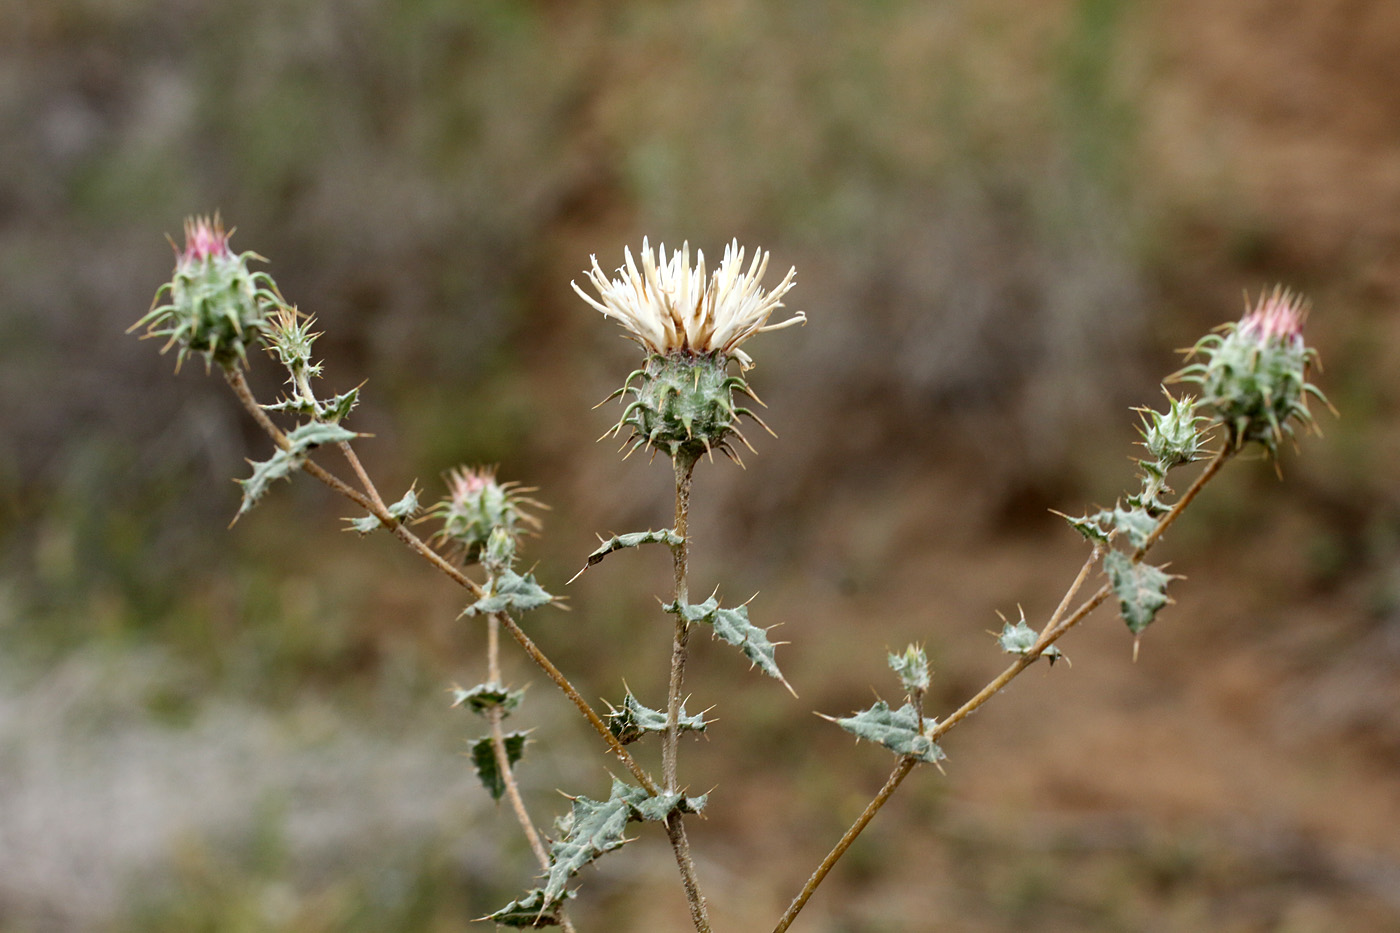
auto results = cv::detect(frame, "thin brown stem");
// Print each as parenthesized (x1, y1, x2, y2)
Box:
(662, 453, 710, 933)
(773, 758, 918, 933)
(496, 612, 657, 793)
(339, 440, 389, 512)
(486, 613, 549, 868)
(1038, 546, 1102, 638)
(1137, 446, 1231, 556)
(484, 613, 576, 933)
(773, 447, 1235, 933)
(223, 366, 656, 792)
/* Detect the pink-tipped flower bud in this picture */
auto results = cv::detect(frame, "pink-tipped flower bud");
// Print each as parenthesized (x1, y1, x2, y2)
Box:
(1173, 287, 1328, 456)
(426, 466, 544, 566)
(131, 214, 284, 372)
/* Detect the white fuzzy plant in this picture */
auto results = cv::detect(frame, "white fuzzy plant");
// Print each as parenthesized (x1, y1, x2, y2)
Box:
(133, 216, 1328, 931)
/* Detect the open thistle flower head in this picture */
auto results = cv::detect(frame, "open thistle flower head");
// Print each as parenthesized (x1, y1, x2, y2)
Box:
(574, 239, 802, 464)
(426, 466, 543, 566)
(131, 214, 285, 372)
(1173, 287, 1328, 456)
(573, 237, 801, 371)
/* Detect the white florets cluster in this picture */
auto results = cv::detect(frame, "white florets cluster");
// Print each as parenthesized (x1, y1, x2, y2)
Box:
(573, 239, 802, 369)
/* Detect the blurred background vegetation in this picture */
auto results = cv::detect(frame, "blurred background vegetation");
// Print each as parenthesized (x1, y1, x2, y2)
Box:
(3, 0, 1400, 930)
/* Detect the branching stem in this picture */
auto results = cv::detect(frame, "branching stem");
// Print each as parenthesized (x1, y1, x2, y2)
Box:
(773, 446, 1235, 933)
(221, 366, 658, 793)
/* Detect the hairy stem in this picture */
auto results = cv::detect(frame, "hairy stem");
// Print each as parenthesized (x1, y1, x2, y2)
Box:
(663, 453, 710, 933)
(222, 366, 658, 792)
(773, 446, 1235, 933)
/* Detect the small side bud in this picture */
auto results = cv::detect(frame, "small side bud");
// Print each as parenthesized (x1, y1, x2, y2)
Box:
(262, 305, 323, 380)
(1137, 391, 1204, 470)
(424, 466, 544, 566)
(888, 645, 930, 695)
(484, 526, 516, 572)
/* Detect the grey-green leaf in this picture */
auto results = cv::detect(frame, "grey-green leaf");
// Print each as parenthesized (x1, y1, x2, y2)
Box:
(235, 449, 302, 516)
(469, 731, 528, 801)
(261, 396, 318, 416)
(319, 386, 360, 423)
(541, 785, 635, 904)
(451, 681, 525, 716)
(668, 597, 791, 692)
(571, 529, 684, 581)
(284, 421, 358, 450)
(1104, 550, 1175, 634)
(1104, 506, 1158, 550)
(344, 487, 420, 535)
(606, 692, 706, 745)
(461, 569, 555, 617)
(1060, 511, 1110, 545)
(629, 789, 708, 823)
(996, 618, 1062, 663)
(483, 888, 567, 927)
(831, 700, 945, 765)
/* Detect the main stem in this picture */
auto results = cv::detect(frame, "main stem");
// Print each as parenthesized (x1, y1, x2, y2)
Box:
(663, 452, 710, 933)
(772, 447, 1235, 933)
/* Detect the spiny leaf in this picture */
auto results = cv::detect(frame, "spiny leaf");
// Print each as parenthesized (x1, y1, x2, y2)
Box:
(667, 597, 791, 692)
(483, 887, 569, 927)
(284, 420, 358, 450)
(829, 700, 945, 765)
(1058, 510, 1110, 546)
(511, 778, 709, 915)
(235, 449, 302, 516)
(571, 529, 683, 581)
(261, 396, 318, 416)
(345, 487, 420, 536)
(996, 618, 1063, 663)
(469, 731, 528, 801)
(606, 692, 706, 745)
(318, 386, 360, 423)
(236, 421, 362, 517)
(540, 783, 635, 904)
(451, 681, 524, 716)
(629, 788, 708, 823)
(461, 569, 555, 617)
(1103, 506, 1158, 550)
(1104, 550, 1176, 634)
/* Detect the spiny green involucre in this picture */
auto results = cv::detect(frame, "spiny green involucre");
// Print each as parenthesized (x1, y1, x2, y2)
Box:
(1174, 288, 1328, 457)
(426, 466, 543, 567)
(132, 215, 284, 372)
(574, 239, 803, 463)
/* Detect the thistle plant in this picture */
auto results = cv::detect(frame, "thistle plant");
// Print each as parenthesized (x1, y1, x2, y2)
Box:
(130, 217, 1327, 932)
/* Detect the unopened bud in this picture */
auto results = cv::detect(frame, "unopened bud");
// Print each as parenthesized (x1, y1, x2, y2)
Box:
(131, 215, 284, 372)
